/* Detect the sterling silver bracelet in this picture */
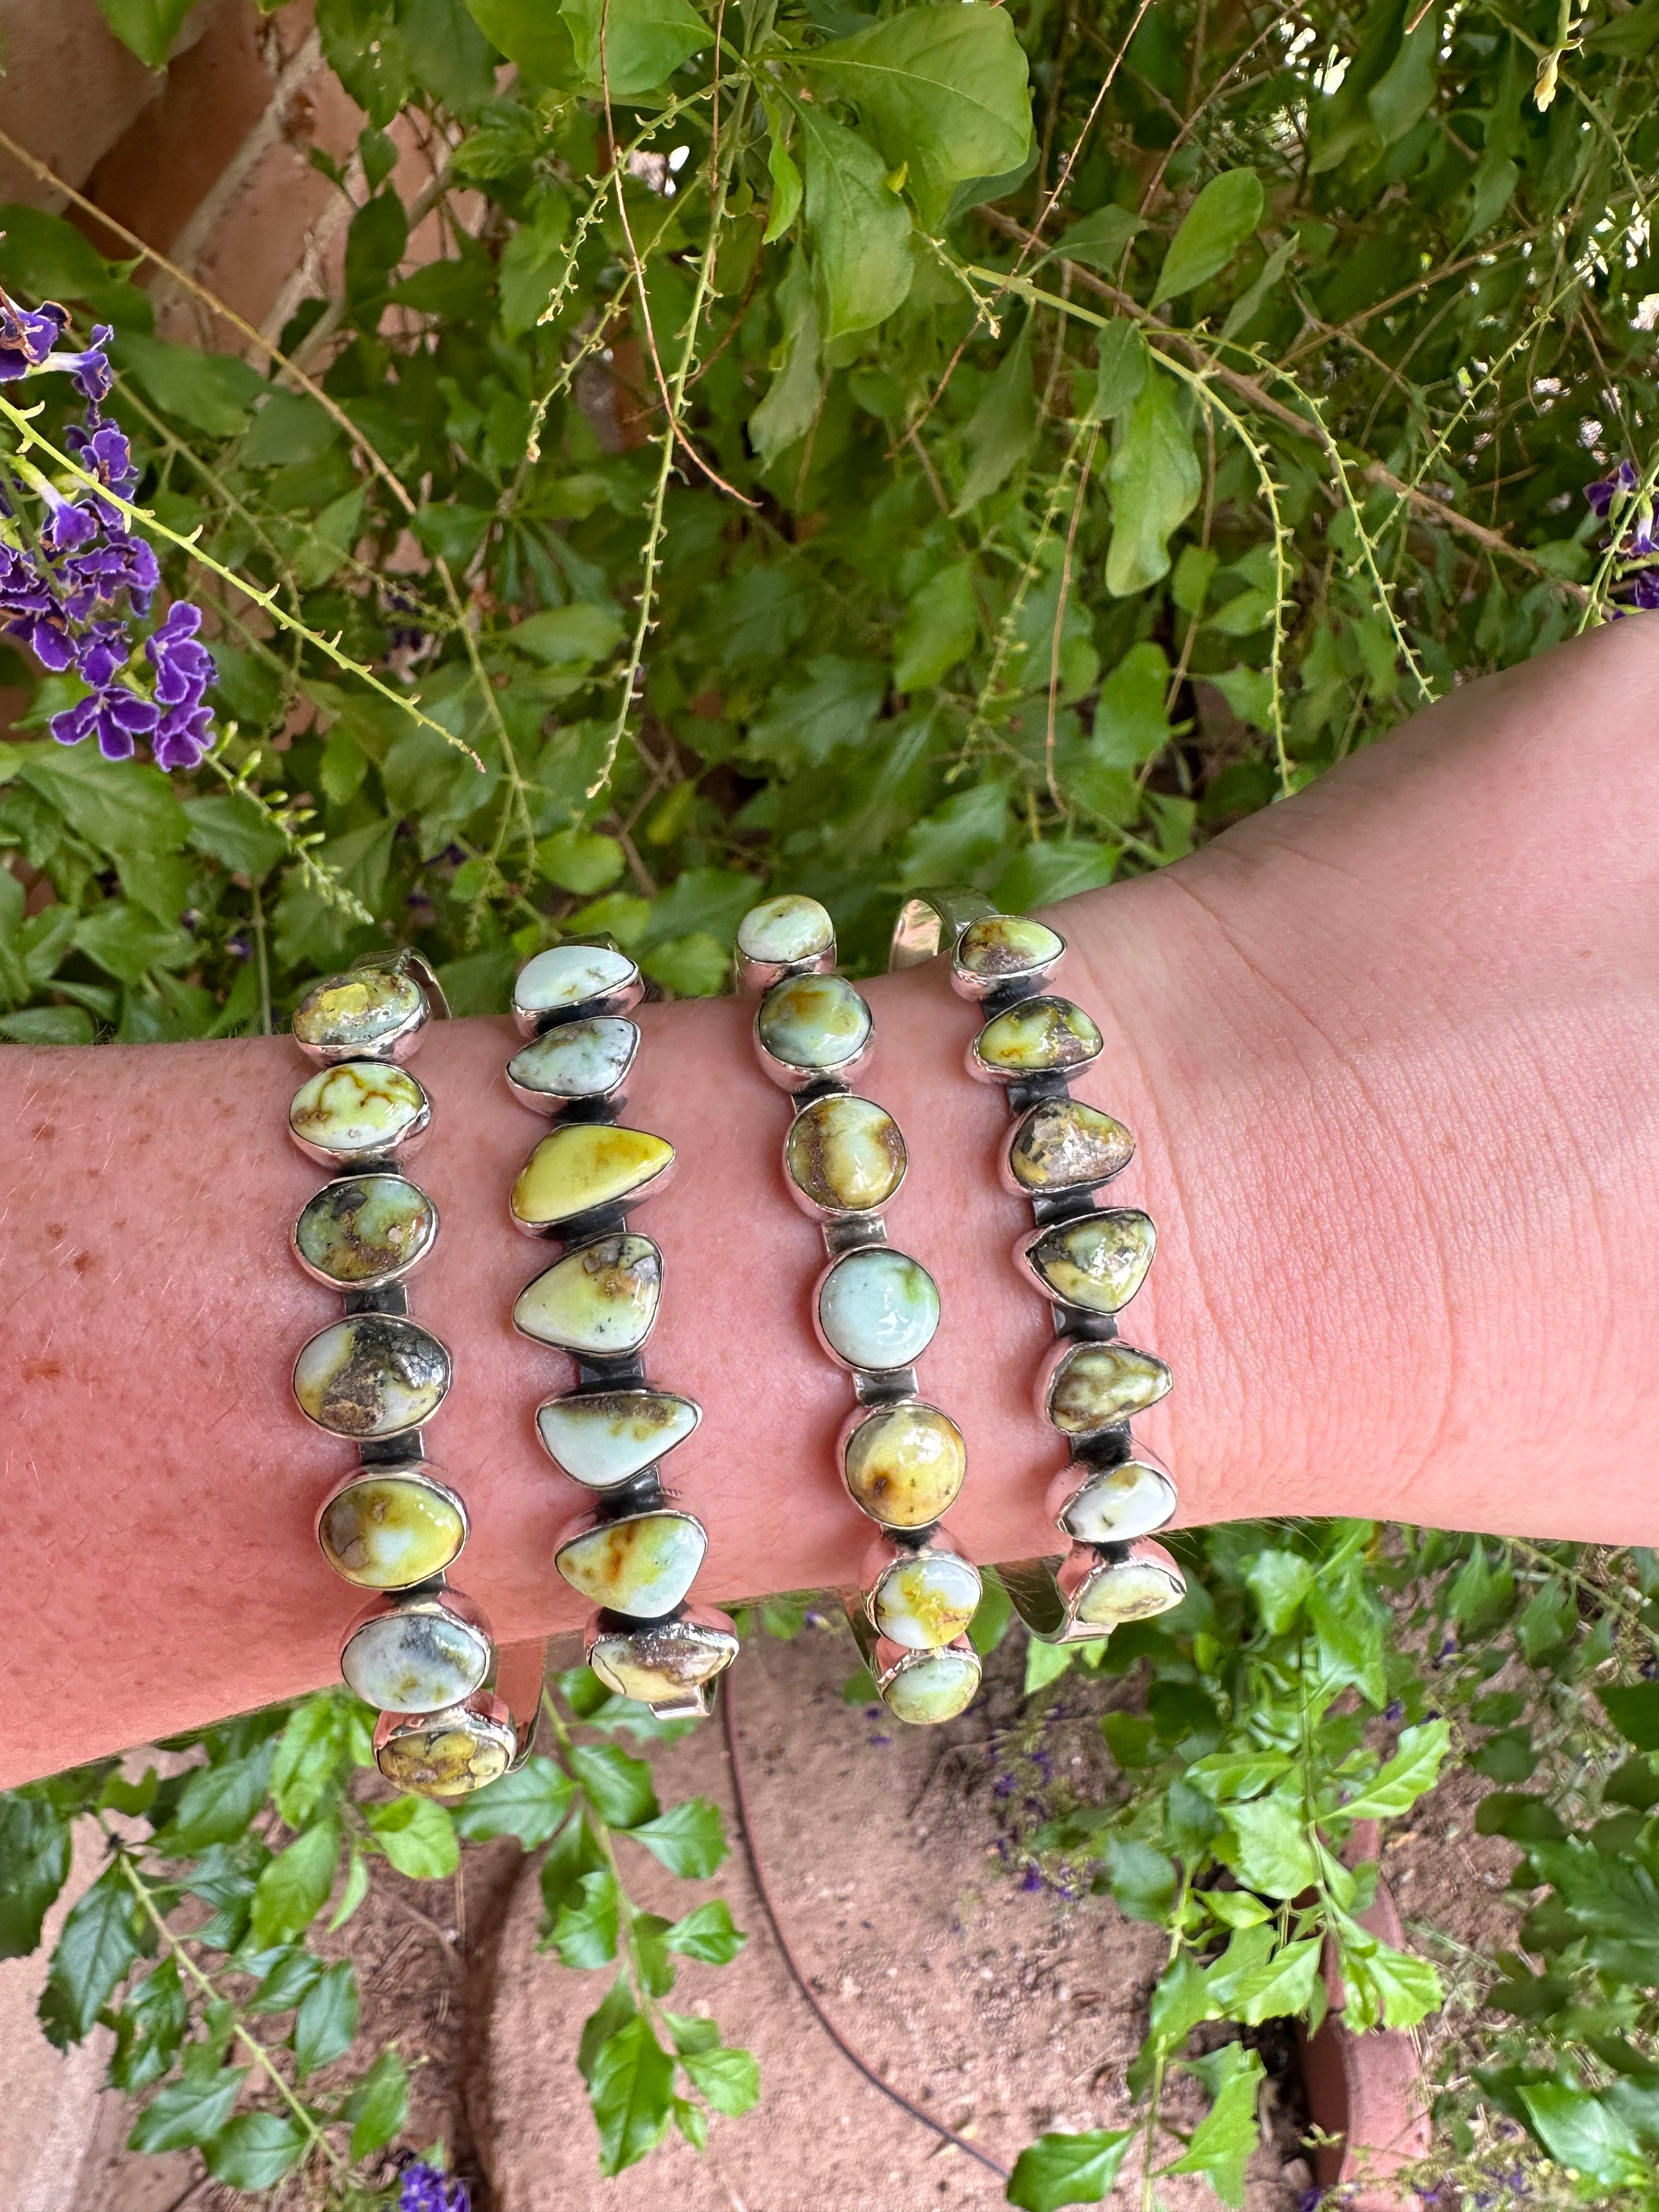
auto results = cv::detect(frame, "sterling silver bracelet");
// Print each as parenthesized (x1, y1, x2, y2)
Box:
(506, 940, 737, 1718)
(289, 951, 530, 1798)
(737, 895, 983, 1725)
(891, 893, 1186, 1644)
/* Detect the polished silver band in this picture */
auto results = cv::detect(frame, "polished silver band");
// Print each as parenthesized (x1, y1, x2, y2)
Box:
(288, 949, 536, 1799)
(890, 891, 1186, 1646)
(506, 939, 737, 1719)
(737, 894, 983, 1725)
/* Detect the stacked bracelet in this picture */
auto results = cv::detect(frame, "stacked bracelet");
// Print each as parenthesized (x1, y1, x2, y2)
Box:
(289, 952, 528, 1798)
(736, 895, 983, 1726)
(891, 893, 1186, 1644)
(506, 940, 737, 1719)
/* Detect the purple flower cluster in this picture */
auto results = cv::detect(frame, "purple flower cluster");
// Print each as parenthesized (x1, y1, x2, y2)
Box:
(397, 2160, 470, 2212)
(1586, 458, 1659, 610)
(0, 285, 216, 769)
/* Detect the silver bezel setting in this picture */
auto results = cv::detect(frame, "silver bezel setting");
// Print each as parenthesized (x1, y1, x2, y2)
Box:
(859, 1529, 983, 1651)
(287, 1060, 433, 1170)
(812, 1244, 941, 1374)
(751, 997, 875, 1094)
(512, 941, 644, 1037)
(583, 1602, 739, 1717)
(508, 1125, 678, 1237)
(966, 995, 1105, 1087)
(374, 1690, 518, 1800)
(1058, 1534, 1186, 1626)
(1013, 1207, 1157, 1315)
(947, 915, 1067, 1001)
(505, 1017, 640, 1114)
(314, 1461, 472, 1590)
(291, 1312, 453, 1441)
(781, 1092, 908, 1223)
(1034, 1334, 1175, 1436)
(735, 893, 838, 994)
(339, 1585, 494, 1713)
(1001, 1097, 1136, 1199)
(1045, 1449, 1178, 1544)
(552, 1503, 710, 1615)
(291, 962, 431, 1066)
(535, 1386, 703, 1487)
(290, 1171, 440, 1291)
(511, 1231, 664, 1358)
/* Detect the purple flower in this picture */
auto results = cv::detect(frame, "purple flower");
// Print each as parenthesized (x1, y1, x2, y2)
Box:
(56, 326, 114, 406)
(146, 600, 214, 707)
(65, 419, 134, 498)
(1586, 459, 1638, 517)
(398, 2160, 470, 2212)
(41, 487, 99, 554)
(74, 618, 132, 689)
(63, 531, 160, 618)
(50, 681, 159, 761)
(153, 699, 213, 772)
(0, 295, 66, 379)
(7, 611, 75, 672)
(1628, 570, 1659, 611)
(1020, 1865, 1045, 1892)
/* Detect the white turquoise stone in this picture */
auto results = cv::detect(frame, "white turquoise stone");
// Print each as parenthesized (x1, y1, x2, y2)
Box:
(953, 914, 1064, 982)
(817, 1247, 939, 1370)
(555, 1510, 707, 1613)
(973, 995, 1103, 1077)
(843, 1401, 966, 1527)
(537, 1390, 701, 1486)
(515, 945, 639, 1020)
(510, 1124, 674, 1231)
(737, 894, 834, 966)
(342, 1607, 490, 1713)
(289, 1061, 428, 1159)
(871, 1551, 981, 1650)
(588, 1616, 738, 1704)
(293, 966, 425, 1058)
(376, 1711, 512, 1797)
(293, 1175, 437, 1288)
(507, 1018, 637, 1106)
(1077, 1556, 1185, 1628)
(757, 973, 871, 1071)
(881, 1646, 980, 1725)
(1045, 1341, 1173, 1436)
(318, 1474, 466, 1589)
(1026, 1210, 1155, 1313)
(786, 1094, 906, 1215)
(1055, 1459, 1176, 1543)
(513, 1234, 662, 1355)
(293, 1315, 450, 1438)
(1008, 1099, 1135, 1195)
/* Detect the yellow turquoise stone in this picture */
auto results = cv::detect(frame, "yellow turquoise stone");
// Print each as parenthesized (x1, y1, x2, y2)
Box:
(843, 1402, 966, 1529)
(757, 972, 871, 1071)
(319, 1475, 466, 1589)
(1045, 1341, 1172, 1436)
(376, 1717, 511, 1797)
(513, 1233, 662, 1356)
(536, 1390, 701, 1487)
(1008, 1099, 1135, 1194)
(1027, 1210, 1155, 1313)
(882, 1646, 980, 1725)
(588, 1617, 738, 1704)
(292, 1314, 450, 1438)
(786, 1094, 906, 1215)
(293, 1174, 436, 1287)
(871, 1551, 981, 1650)
(555, 1510, 707, 1613)
(1076, 1558, 1185, 1628)
(955, 914, 1064, 981)
(289, 1061, 427, 1156)
(974, 995, 1102, 1076)
(738, 894, 834, 967)
(510, 1124, 674, 1231)
(293, 966, 424, 1056)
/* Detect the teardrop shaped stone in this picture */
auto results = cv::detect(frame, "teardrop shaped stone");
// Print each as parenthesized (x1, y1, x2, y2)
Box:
(318, 1472, 466, 1589)
(817, 1246, 940, 1370)
(738, 894, 834, 966)
(293, 1314, 450, 1438)
(1044, 1341, 1172, 1436)
(555, 1510, 707, 1613)
(588, 1616, 738, 1705)
(872, 1551, 982, 1650)
(294, 1174, 437, 1287)
(1076, 1555, 1185, 1628)
(1008, 1099, 1135, 1195)
(954, 914, 1064, 983)
(514, 1234, 662, 1356)
(377, 1713, 511, 1796)
(786, 1095, 906, 1215)
(1025, 1210, 1155, 1313)
(511, 1124, 674, 1231)
(973, 995, 1102, 1077)
(508, 1018, 637, 1106)
(757, 972, 871, 1071)
(536, 1390, 701, 1487)
(290, 1061, 428, 1159)
(515, 944, 640, 1022)
(342, 1607, 490, 1713)
(882, 1645, 980, 1725)
(843, 1402, 966, 1528)
(293, 966, 425, 1058)
(1054, 1458, 1177, 1544)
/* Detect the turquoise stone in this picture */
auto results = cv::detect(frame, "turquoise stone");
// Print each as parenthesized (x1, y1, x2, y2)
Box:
(514, 1234, 662, 1357)
(871, 1551, 981, 1650)
(536, 1390, 701, 1487)
(737, 894, 834, 967)
(817, 1247, 940, 1370)
(757, 973, 871, 1071)
(1026, 1210, 1155, 1313)
(293, 966, 425, 1058)
(973, 995, 1102, 1077)
(293, 1174, 437, 1288)
(555, 1510, 707, 1613)
(318, 1473, 466, 1589)
(342, 1607, 490, 1713)
(507, 1018, 637, 1105)
(1045, 1341, 1172, 1436)
(953, 913, 1064, 983)
(289, 1060, 428, 1159)
(588, 1616, 738, 1705)
(515, 944, 639, 1019)
(882, 1646, 980, 1725)
(1008, 1099, 1135, 1195)
(377, 1712, 512, 1797)
(1077, 1556, 1185, 1628)
(1056, 1459, 1176, 1543)
(292, 1315, 450, 1438)
(786, 1094, 906, 1214)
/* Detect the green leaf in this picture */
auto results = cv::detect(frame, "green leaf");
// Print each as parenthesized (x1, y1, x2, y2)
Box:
(498, 188, 573, 337)
(1211, 1933, 1321, 2025)
(40, 1864, 142, 2049)
(588, 2012, 675, 2176)
(247, 1948, 324, 2014)
(1447, 1537, 1515, 1635)
(115, 330, 264, 438)
(1059, 205, 1145, 273)
(91, 0, 200, 69)
(1090, 641, 1172, 769)
(202, 2111, 310, 2190)
(1206, 1890, 1271, 1929)
(181, 794, 288, 881)
(0, 1007, 93, 1045)
(451, 1755, 577, 1847)
(750, 247, 821, 466)
(342, 2049, 410, 2159)
(631, 1797, 729, 1879)
(764, 125, 803, 245)
(329, 1848, 373, 1933)
(557, 0, 709, 97)
(555, 1869, 622, 1968)
(804, 2, 1032, 230)
(664, 1899, 747, 1964)
(953, 320, 1036, 513)
(127, 2066, 250, 2154)
(510, 601, 625, 667)
(0, 1795, 71, 1959)
(1242, 1548, 1313, 1635)
(894, 562, 978, 690)
(1151, 169, 1264, 306)
(108, 1958, 188, 2093)
(1519, 2084, 1650, 2190)
(1215, 1792, 1317, 1899)
(1342, 1934, 1442, 2030)
(1086, 320, 1148, 425)
(1105, 368, 1200, 596)
(1007, 2127, 1133, 2211)
(159, 1742, 276, 1853)
(251, 1820, 340, 1948)
(20, 748, 188, 865)
(464, 0, 578, 80)
(569, 1743, 659, 1830)
(0, 206, 148, 328)
(269, 1695, 352, 1830)
(74, 904, 193, 985)
(294, 1960, 358, 2081)
(1601, 1682, 1659, 1751)
(364, 1794, 459, 1878)
(1103, 1835, 1177, 1923)
(1335, 1722, 1449, 1822)
(680, 2044, 760, 2117)
(578, 1979, 638, 2082)
(1221, 232, 1299, 340)
(1024, 1637, 1077, 1696)
(749, 657, 886, 770)
(1163, 2043, 1263, 2206)
(799, 108, 915, 342)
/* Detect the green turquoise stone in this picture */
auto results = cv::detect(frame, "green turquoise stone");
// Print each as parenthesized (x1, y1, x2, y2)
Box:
(817, 1246, 939, 1370)
(515, 945, 638, 1020)
(537, 1390, 701, 1487)
(871, 1551, 981, 1650)
(1057, 1460, 1176, 1544)
(588, 1617, 738, 1705)
(1076, 1557, 1185, 1628)
(289, 1060, 427, 1157)
(318, 1474, 466, 1589)
(973, 995, 1102, 1077)
(342, 1607, 490, 1713)
(1045, 1342, 1172, 1436)
(954, 913, 1064, 981)
(294, 1174, 436, 1287)
(555, 1510, 707, 1613)
(511, 1124, 674, 1231)
(292, 1314, 450, 1438)
(786, 1094, 906, 1214)
(757, 972, 871, 1071)
(293, 966, 424, 1056)
(377, 1714, 511, 1797)
(1026, 1210, 1155, 1313)
(513, 1234, 662, 1356)
(507, 1018, 637, 1104)
(843, 1401, 966, 1528)
(1008, 1099, 1135, 1195)
(738, 894, 834, 966)
(882, 1646, 980, 1725)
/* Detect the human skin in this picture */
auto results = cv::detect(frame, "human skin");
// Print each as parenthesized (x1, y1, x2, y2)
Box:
(3, 618, 1658, 1786)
